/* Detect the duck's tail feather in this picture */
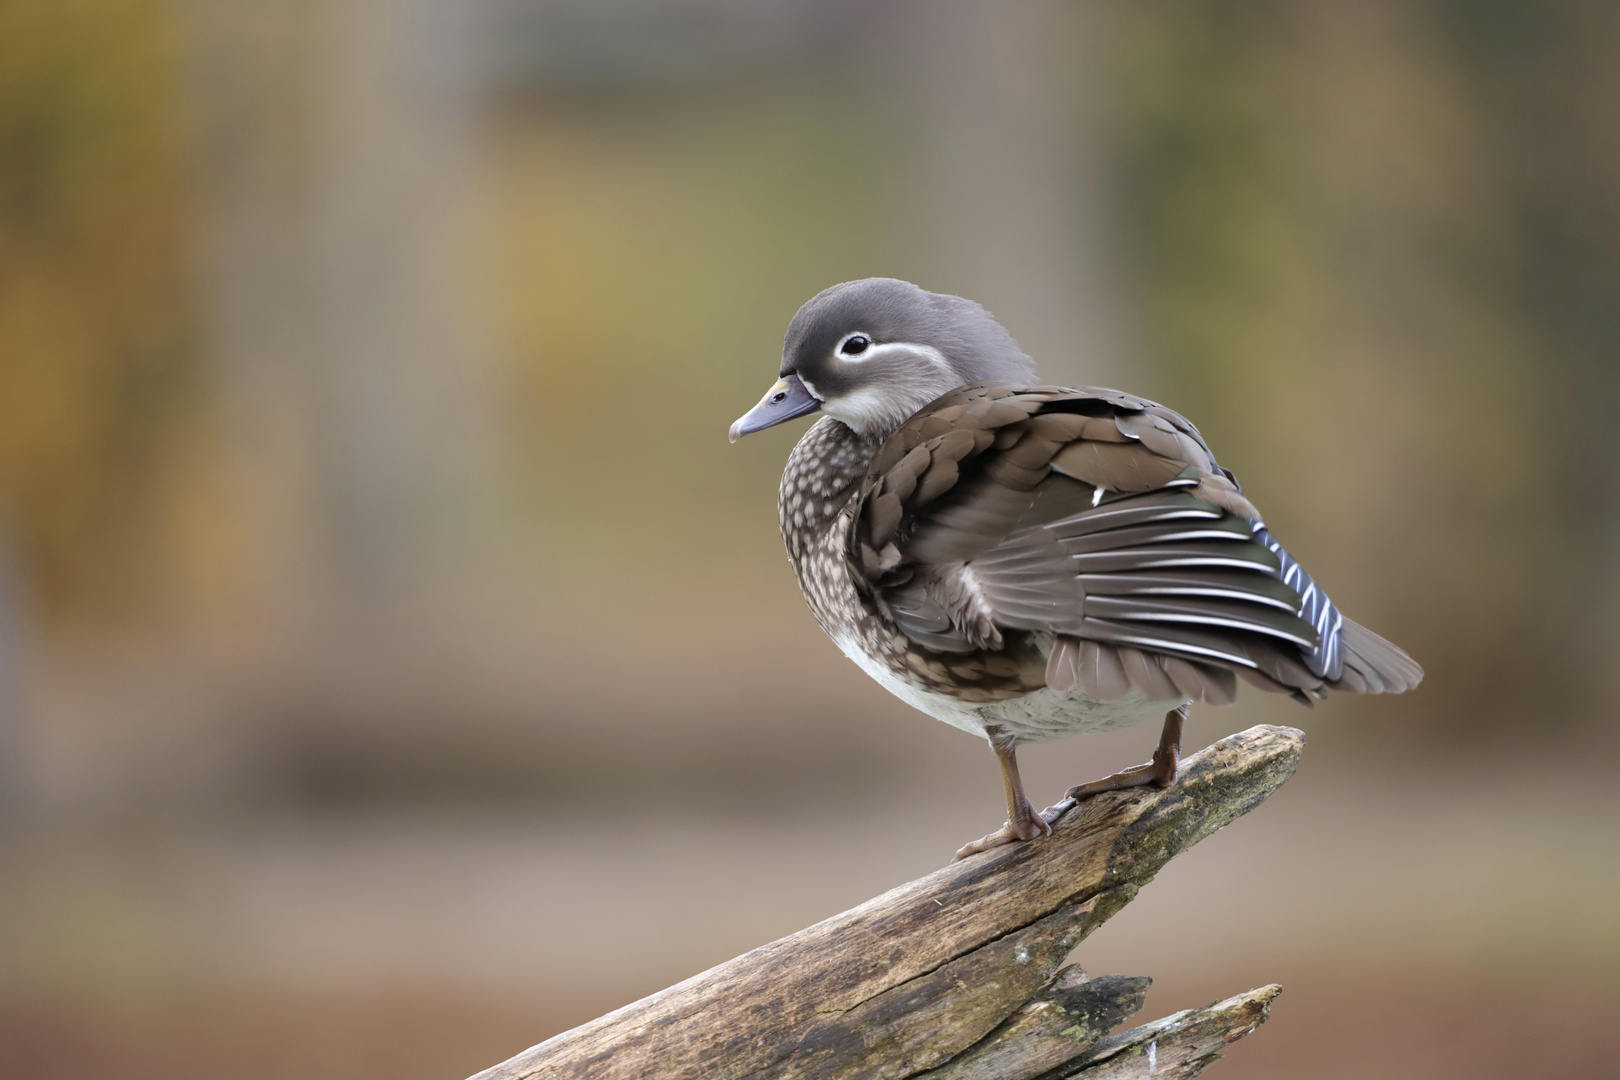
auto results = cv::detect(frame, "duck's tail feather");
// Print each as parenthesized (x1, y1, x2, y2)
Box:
(1330, 617, 1423, 694)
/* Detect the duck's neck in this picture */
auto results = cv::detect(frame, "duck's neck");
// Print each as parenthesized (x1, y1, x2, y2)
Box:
(778, 417, 880, 562)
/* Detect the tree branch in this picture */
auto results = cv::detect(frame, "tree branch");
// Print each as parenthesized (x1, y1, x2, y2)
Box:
(470, 724, 1304, 1080)
(1057, 984, 1283, 1079)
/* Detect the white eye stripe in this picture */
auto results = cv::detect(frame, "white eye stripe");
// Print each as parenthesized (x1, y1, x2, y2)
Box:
(834, 339, 951, 367)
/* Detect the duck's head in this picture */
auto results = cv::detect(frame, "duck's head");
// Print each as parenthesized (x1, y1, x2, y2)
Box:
(729, 278, 1035, 444)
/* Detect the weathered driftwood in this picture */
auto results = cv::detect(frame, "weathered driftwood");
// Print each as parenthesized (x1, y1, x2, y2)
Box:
(911, 968, 1151, 1080)
(472, 725, 1303, 1080)
(1058, 984, 1282, 1079)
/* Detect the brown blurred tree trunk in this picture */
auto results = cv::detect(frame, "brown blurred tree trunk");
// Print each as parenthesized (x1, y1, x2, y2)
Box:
(469, 725, 1301, 1080)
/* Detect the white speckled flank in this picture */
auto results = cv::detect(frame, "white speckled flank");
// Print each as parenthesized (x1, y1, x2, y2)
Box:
(782, 416, 1174, 746)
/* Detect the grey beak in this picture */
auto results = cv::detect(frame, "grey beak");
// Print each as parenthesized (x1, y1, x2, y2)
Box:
(729, 373, 821, 442)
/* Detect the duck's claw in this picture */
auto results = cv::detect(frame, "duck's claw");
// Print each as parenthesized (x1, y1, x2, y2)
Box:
(952, 813, 1051, 862)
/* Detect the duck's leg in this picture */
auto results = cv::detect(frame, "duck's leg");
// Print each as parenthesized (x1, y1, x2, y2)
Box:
(1040, 704, 1189, 825)
(953, 727, 1052, 861)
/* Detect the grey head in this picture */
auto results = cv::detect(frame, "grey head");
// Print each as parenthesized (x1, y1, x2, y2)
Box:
(730, 278, 1036, 443)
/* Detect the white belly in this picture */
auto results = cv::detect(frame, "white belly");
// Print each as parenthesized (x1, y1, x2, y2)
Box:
(831, 632, 1181, 744)
(978, 685, 1176, 743)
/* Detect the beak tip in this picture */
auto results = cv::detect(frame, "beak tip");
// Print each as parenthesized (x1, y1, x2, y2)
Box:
(731, 374, 819, 444)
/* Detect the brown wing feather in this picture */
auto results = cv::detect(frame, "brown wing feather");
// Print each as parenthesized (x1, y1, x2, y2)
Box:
(846, 382, 1420, 705)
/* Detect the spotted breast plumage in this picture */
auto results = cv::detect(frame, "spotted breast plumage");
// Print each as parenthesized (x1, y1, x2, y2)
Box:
(731, 278, 1422, 859)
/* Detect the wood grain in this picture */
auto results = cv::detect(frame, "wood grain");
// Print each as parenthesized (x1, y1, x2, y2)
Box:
(470, 725, 1303, 1080)
(1060, 984, 1282, 1079)
(912, 968, 1151, 1080)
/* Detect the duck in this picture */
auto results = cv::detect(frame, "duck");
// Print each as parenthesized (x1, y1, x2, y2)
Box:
(730, 278, 1422, 860)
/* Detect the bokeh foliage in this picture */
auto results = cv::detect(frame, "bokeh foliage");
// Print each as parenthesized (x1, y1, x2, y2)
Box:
(1108, 0, 1620, 739)
(0, 0, 1615, 752)
(481, 89, 900, 561)
(0, 0, 199, 618)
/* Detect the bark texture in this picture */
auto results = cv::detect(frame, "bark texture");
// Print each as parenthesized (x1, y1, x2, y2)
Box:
(470, 725, 1303, 1080)
(1056, 984, 1283, 1079)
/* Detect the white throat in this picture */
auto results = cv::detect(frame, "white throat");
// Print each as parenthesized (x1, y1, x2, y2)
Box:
(800, 342, 962, 438)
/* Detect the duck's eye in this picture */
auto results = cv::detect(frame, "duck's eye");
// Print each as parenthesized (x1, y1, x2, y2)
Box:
(839, 334, 871, 356)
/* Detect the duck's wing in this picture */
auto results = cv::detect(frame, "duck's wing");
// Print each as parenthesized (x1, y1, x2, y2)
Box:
(846, 382, 1422, 704)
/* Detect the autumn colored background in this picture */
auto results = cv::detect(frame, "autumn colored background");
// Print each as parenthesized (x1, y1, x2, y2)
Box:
(1, 2, 1616, 1078)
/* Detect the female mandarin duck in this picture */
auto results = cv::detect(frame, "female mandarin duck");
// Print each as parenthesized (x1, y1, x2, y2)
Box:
(731, 279, 1421, 859)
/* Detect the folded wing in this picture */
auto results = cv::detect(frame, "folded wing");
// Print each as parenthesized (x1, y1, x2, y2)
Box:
(846, 383, 1422, 705)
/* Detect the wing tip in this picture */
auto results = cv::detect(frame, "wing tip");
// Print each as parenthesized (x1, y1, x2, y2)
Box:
(1334, 617, 1424, 695)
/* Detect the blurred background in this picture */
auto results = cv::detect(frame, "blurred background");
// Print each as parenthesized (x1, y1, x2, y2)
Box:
(1, 1, 1617, 1077)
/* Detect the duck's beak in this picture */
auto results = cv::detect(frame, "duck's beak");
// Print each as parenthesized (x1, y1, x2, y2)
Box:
(729, 374, 821, 443)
